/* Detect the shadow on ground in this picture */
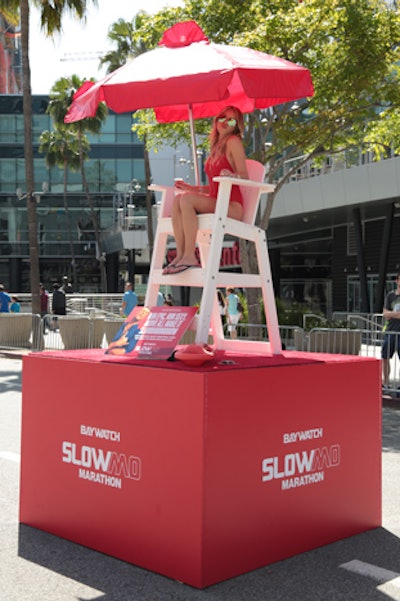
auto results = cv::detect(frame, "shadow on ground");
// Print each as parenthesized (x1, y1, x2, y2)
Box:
(0, 369, 22, 394)
(382, 406, 400, 453)
(18, 525, 400, 601)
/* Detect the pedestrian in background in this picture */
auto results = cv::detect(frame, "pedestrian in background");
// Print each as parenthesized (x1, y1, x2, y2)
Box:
(382, 272, 400, 388)
(40, 284, 49, 316)
(40, 284, 49, 332)
(61, 275, 73, 294)
(225, 286, 241, 339)
(10, 296, 20, 313)
(0, 284, 10, 313)
(163, 294, 174, 307)
(51, 283, 66, 331)
(120, 281, 138, 318)
(52, 283, 66, 315)
(217, 290, 226, 328)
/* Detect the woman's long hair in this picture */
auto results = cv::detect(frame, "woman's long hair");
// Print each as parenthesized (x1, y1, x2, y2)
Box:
(208, 106, 245, 162)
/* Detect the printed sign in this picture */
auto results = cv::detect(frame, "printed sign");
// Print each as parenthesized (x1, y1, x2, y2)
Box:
(62, 423, 142, 490)
(261, 426, 341, 491)
(105, 305, 198, 359)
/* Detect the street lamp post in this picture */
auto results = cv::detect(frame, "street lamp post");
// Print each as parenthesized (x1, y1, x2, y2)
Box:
(124, 179, 143, 287)
(124, 179, 141, 230)
(173, 150, 204, 185)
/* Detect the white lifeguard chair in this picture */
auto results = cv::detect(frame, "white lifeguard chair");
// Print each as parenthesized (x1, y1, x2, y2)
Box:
(145, 159, 282, 355)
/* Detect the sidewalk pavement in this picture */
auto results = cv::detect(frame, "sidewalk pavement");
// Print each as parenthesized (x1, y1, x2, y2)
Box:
(1, 356, 400, 601)
(0, 349, 30, 360)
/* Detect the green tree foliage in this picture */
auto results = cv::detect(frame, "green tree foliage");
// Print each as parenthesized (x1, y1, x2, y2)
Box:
(119, 0, 400, 321)
(99, 13, 149, 72)
(127, 0, 400, 227)
(364, 107, 400, 159)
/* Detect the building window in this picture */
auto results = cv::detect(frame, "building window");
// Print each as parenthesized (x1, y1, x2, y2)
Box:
(347, 223, 362, 256)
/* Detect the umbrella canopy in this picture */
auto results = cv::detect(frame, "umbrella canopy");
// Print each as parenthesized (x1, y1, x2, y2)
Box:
(65, 20, 313, 123)
(65, 20, 314, 181)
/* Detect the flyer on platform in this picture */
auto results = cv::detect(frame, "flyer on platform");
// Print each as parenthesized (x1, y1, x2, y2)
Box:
(105, 305, 198, 359)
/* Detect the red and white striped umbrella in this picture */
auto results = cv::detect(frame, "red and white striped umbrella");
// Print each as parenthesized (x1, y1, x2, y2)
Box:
(65, 20, 314, 181)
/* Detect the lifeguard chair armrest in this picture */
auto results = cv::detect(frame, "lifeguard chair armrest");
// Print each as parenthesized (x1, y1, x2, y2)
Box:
(212, 175, 275, 225)
(148, 184, 175, 192)
(149, 184, 176, 218)
(212, 175, 275, 194)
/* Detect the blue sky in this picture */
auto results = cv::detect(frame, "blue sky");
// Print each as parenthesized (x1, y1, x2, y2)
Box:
(29, 0, 182, 94)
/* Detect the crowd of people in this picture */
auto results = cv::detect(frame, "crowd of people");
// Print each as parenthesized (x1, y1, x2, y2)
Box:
(1, 277, 177, 321)
(2, 271, 400, 389)
(0, 278, 73, 333)
(0, 284, 20, 313)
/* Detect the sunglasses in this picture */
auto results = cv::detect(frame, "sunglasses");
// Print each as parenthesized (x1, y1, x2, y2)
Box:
(217, 116, 237, 127)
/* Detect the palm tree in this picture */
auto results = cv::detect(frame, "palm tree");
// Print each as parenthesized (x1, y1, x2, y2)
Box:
(99, 17, 147, 73)
(0, 0, 98, 314)
(47, 75, 108, 291)
(39, 127, 89, 288)
(100, 13, 155, 258)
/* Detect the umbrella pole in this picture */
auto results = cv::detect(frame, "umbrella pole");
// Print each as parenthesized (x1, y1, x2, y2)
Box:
(188, 104, 200, 186)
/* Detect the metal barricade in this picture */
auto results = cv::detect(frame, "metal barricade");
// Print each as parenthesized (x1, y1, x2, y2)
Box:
(39, 315, 108, 351)
(233, 323, 302, 351)
(0, 313, 41, 350)
(1, 308, 398, 395)
(234, 322, 398, 393)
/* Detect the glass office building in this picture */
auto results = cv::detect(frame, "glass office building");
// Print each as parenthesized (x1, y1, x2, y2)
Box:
(0, 94, 148, 293)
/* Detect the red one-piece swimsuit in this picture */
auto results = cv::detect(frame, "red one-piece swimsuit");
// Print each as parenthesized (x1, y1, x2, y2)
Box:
(205, 155, 244, 206)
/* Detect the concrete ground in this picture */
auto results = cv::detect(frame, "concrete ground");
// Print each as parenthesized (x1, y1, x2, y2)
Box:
(1, 355, 400, 601)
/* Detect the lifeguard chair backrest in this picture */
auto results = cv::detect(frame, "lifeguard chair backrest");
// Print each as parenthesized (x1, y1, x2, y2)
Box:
(241, 159, 266, 225)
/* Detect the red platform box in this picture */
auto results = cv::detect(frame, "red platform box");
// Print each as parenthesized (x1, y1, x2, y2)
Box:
(19, 350, 381, 588)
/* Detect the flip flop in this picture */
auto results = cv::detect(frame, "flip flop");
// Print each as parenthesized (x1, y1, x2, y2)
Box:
(162, 263, 180, 274)
(165, 264, 200, 275)
(162, 264, 174, 275)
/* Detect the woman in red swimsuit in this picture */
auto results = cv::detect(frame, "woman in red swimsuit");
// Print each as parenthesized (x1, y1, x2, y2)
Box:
(163, 105, 248, 274)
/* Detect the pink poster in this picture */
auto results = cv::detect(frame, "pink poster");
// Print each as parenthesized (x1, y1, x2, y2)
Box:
(105, 306, 198, 359)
